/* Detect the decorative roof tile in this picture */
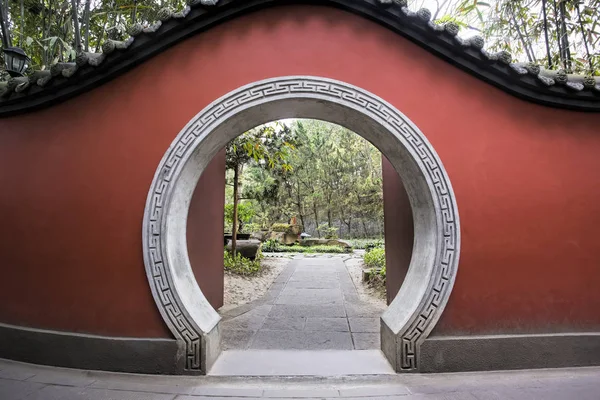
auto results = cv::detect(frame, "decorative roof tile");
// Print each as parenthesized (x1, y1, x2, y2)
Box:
(0, 0, 598, 116)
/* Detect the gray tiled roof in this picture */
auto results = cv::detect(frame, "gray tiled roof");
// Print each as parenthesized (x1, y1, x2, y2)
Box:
(0, 0, 598, 116)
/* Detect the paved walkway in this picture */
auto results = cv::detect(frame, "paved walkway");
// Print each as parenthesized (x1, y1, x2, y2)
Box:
(2, 358, 600, 399)
(220, 257, 386, 351)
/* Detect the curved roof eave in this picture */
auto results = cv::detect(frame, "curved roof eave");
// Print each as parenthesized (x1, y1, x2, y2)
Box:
(0, 0, 599, 117)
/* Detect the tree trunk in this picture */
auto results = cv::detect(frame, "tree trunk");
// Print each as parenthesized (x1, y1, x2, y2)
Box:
(84, 0, 90, 51)
(509, 5, 533, 62)
(0, 0, 12, 48)
(94, 13, 108, 53)
(71, 0, 82, 53)
(231, 163, 240, 256)
(542, 0, 552, 68)
(312, 197, 320, 237)
(296, 180, 305, 230)
(19, 0, 24, 47)
(558, 0, 571, 71)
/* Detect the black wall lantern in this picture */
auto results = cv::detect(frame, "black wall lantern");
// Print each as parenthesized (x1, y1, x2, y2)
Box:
(3, 47, 30, 77)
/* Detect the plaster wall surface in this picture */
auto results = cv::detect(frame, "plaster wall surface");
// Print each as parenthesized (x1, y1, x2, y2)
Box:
(382, 156, 414, 305)
(187, 150, 226, 310)
(0, 5, 598, 338)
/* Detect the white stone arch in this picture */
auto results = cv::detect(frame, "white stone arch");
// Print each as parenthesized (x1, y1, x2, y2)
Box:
(142, 76, 460, 374)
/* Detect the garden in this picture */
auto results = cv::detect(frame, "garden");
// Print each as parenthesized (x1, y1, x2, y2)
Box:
(221, 119, 388, 307)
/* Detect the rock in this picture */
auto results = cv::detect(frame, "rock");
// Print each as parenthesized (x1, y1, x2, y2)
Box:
(268, 231, 298, 245)
(226, 239, 261, 259)
(251, 230, 270, 242)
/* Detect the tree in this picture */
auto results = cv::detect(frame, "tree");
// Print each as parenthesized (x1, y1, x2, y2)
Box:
(225, 123, 297, 256)
(451, 0, 599, 74)
(236, 119, 385, 240)
(0, 0, 597, 77)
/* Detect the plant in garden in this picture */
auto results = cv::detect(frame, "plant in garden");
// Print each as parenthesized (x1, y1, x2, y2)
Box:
(223, 251, 262, 276)
(262, 244, 351, 253)
(271, 223, 291, 233)
(225, 122, 298, 256)
(364, 247, 386, 269)
(262, 239, 280, 252)
(224, 203, 255, 234)
(363, 246, 386, 288)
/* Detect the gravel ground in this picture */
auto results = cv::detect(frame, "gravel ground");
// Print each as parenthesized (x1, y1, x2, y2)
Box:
(344, 254, 387, 307)
(221, 257, 289, 312)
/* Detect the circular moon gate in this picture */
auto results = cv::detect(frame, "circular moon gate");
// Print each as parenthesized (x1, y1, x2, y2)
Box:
(142, 76, 460, 374)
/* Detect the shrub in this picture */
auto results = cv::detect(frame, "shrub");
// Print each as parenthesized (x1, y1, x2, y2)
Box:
(262, 239, 281, 252)
(271, 223, 291, 233)
(364, 247, 385, 269)
(365, 239, 385, 253)
(224, 251, 262, 276)
(364, 265, 386, 285)
(363, 247, 386, 288)
(317, 224, 339, 239)
(262, 244, 351, 254)
(349, 238, 384, 250)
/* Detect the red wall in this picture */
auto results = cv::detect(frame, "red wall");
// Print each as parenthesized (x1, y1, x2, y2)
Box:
(382, 157, 413, 305)
(0, 5, 599, 337)
(187, 150, 226, 310)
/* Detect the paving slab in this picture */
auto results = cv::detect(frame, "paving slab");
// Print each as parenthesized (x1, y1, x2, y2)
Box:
(250, 331, 353, 350)
(0, 379, 44, 400)
(221, 329, 256, 350)
(209, 350, 395, 376)
(304, 318, 350, 332)
(345, 302, 385, 317)
(349, 318, 380, 333)
(220, 258, 384, 353)
(1, 359, 600, 399)
(352, 333, 380, 350)
(262, 317, 306, 331)
(268, 304, 347, 318)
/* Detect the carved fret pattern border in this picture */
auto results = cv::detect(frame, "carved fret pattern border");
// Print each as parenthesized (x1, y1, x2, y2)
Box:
(143, 77, 459, 372)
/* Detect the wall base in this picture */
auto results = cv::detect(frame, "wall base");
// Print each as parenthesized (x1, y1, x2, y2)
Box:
(0, 323, 185, 374)
(420, 333, 600, 372)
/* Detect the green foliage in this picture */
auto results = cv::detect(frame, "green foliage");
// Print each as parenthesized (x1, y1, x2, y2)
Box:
(224, 202, 255, 232)
(262, 239, 280, 252)
(452, 0, 600, 75)
(240, 222, 261, 234)
(262, 244, 351, 254)
(223, 251, 262, 276)
(318, 224, 339, 239)
(363, 265, 386, 285)
(349, 238, 384, 250)
(0, 0, 598, 79)
(363, 247, 386, 287)
(228, 119, 385, 240)
(364, 247, 386, 269)
(271, 223, 291, 233)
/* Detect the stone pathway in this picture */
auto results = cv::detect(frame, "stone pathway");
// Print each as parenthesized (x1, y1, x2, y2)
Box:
(220, 257, 386, 351)
(2, 358, 600, 399)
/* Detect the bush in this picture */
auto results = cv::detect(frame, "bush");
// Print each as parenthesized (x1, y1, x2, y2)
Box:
(364, 247, 385, 269)
(224, 251, 262, 276)
(364, 265, 386, 284)
(262, 239, 280, 252)
(262, 244, 351, 253)
(271, 223, 291, 233)
(317, 224, 339, 239)
(363, 247, 386, 287)
(349, 238, 384, 250)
